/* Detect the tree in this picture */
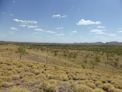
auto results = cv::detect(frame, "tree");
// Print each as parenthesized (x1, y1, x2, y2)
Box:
(63, 50, 68, 66)
(90, 60, 96, 70)
(105, 53, 109, 67)
(53, 50, 58, 56)
(95, 56, 101, 63)
(17, 47, 27, 60)
(90, 56, 100, 70)
(111, 57, 119, 68)
(84, 54, 89, 64)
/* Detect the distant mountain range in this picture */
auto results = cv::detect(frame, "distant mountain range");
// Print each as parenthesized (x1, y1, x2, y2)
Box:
(75, 41, 122, 45)
(0, 41, 122, 45)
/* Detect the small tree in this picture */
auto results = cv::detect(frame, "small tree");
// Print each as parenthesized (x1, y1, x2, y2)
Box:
(63, 50, 68, 66)
(105, 53, 109, 67)
(84, 54, 89, 64)
(90, 57, 100, 70)
(112, 57, 119, 68)
(53, 50, 58, 56)
(95, 56, 101, 63)
(17, 47, 27, 60)
(90, 60, 96, 70)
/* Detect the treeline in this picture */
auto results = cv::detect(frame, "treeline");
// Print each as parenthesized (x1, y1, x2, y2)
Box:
(24, 44, 122, 55)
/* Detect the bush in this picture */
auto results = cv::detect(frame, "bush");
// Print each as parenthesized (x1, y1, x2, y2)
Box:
(94, 88, 104, 92)
(0, 82, 14, 88)
(57, 83, 73, 92)
(42, 80, 58, 92)
(9, 86, 30, 92)
(102, 83, 115, 92)
(86, 82, 96, 89)
(72, 84, 94, 92)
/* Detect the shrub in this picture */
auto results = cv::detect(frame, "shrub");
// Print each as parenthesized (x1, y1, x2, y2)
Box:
(95, 81, 103, 88)
(42, 80, 58, 92)
(112, 89, 122, 92)
(57, 82, 73, 92)
(9, 86, 30, 92)
(102, 83, 115, 92)
(86, 82, 96, 89)
(94, 88, 104, 92)
(0, 82, 14, 88)
(72, 84, 94, 92)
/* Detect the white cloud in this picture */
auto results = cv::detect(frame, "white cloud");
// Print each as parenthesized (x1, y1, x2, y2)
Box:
(107, 33, 116, 37)
(13, 18, 39, 30)
(46, 30, 56, 34)
(90, 29, 105, 35)
(10, 27, 18, 31)
(76, 19, 101, 26)
(72, 30, 77, 33)
(52, 14, 67, 18)
(90, 29, 116, 37)
(97, 26, 105, 29)
(13, 18, 38, 24)
(118, 30, 122, 33)
(34, 28, 56, 34)
(19, 25, 27, 27)
(56, 27, 64, 30)
(19, 25, 38, 29)
(56, 33, 64, 36)
(117, 28, 122, 33)
(34, 28, 63, 35)
(34, 28, 43, 32)
(27, 25, 38, 29)
(13, 18, 65, 36)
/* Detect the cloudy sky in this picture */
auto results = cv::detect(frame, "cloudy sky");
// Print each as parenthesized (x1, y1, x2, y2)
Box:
(0, 0, 122, 43)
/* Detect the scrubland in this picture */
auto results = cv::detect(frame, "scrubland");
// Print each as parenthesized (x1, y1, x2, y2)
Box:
(0, 44, 122, 92)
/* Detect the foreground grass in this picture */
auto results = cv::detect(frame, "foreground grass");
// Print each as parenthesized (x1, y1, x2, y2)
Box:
(0, 59, 122, 92)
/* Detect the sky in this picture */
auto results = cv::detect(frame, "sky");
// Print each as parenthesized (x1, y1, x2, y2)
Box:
(0, 0, 122, 43)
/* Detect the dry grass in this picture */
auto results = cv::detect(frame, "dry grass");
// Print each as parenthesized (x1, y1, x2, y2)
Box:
(0, 44, 122, 92)
(9, 86, 30, 92)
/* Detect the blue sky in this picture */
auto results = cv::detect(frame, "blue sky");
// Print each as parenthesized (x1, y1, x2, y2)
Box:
(0, 0, 122, 43)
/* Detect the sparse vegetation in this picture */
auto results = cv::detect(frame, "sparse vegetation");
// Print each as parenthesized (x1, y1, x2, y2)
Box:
(0, 43, 122, 92)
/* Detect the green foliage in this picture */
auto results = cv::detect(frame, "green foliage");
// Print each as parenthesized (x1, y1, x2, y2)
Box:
(95, 56, 101, 63)
(17, 47, 27, 59)
(53, 50, 58, 56)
